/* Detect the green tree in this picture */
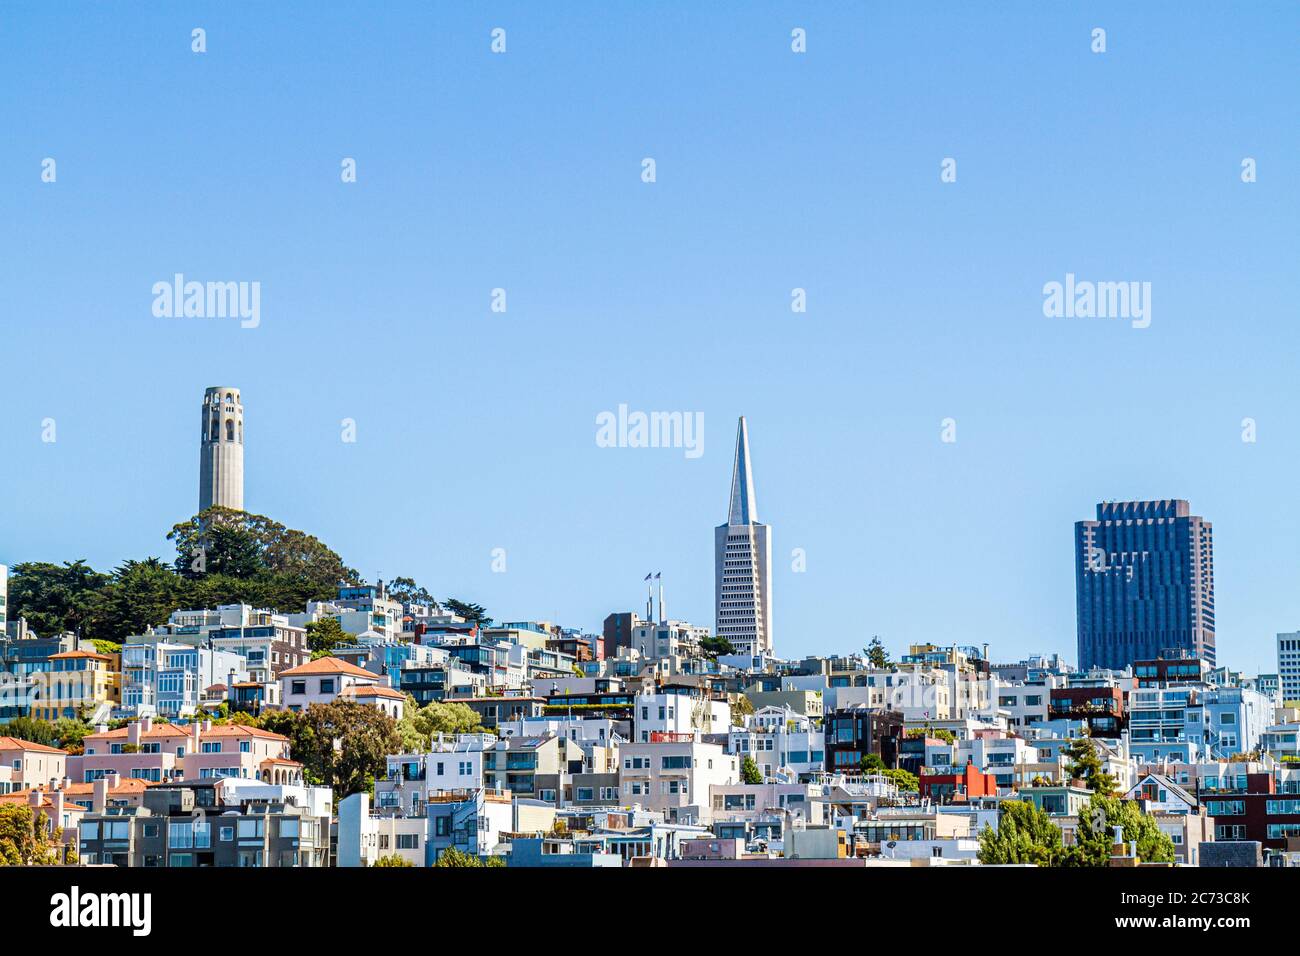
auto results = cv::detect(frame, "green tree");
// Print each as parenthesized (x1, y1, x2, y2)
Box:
(168, 508, 361, 611)
(699, 635, 735, 659)
(6, 560, 110, 637)
(372, 853, 416, 867)
(881, 768, 919, 792)
(442, 599, 492, 627)
(1063, 735, 1116, 794)
(1063, 794, 1176, 867)
(51, 716, 94, 753)
(85, 558, 188, 642)
(977, 800, 1063, 866)
(293, 700, 401, 801)
(740, 755, 763, 785)
(0, 805, 65, 866)
(305, 617, 350, 659)
(860, 753, 886, 773)
(864, 636, 891, 668)
(386, 577, 440, 609)
(0, 717, 58, 747)
(434, 847, 504, 867)
(396, 700, 484, 752)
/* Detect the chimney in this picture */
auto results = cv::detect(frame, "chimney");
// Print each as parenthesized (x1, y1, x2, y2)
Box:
(108, 772, 121, 791)
(28, 787, 42, 809)
(192, 720, 202, 751)
(51, 789, 64, 823)
(141, 715, 153, 734)
(61, 776, 70, 791)
(128, 720, 142, 746)
(203, 719, 213, 732)
(92, 776, 109, 813)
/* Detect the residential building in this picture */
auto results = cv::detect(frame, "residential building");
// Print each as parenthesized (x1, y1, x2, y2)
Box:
(77, 778, 331, 867)
(30, 650, 120, 722)
(823, 707, 903, 774)
(277, 656, 384, 712)
(0, 735, 67, 788)
(619, 737, 739, 824)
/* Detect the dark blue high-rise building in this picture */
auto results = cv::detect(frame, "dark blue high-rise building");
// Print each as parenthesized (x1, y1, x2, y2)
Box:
(1075, 499, 1215, 671)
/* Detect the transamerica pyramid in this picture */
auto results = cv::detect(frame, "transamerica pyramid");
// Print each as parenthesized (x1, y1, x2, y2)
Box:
(714, 417, 772, 657)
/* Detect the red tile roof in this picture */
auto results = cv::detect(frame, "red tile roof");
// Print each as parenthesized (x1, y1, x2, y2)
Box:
(279, 656, 377, 680)
(0, 736, 68, 755)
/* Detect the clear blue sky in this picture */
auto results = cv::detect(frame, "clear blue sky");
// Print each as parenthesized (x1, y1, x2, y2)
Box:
(1, 2, 1296, 674)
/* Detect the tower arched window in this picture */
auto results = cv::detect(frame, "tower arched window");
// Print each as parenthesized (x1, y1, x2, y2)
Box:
(226, 419, 235, 441)
(225, 392, 233, 402)
(210, 417, 220, 441)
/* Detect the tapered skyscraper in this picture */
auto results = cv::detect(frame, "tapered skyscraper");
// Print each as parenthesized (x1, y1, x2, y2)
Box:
(715, 417, 772, 656)
(199, 386, 244, 512)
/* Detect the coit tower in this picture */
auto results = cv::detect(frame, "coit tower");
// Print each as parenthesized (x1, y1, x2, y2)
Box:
(199, 386, 244, 512)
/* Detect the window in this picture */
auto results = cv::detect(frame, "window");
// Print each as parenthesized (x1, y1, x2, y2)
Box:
(396, 834, 418, 850)
(291, 681, 306, 695)
(319, 679, 335, 694)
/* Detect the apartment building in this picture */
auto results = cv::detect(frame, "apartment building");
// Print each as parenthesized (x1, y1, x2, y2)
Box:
(823, 707, 903, 774)
(727, 706, 824, 780)
(30, 650, 120, 721)
(632, 689, 730, 742)
(77, 778, 331, 867)
(374, 735, 495, 815)
(0, 735, 67, 788)
(120, 640, 247, 718)
(619, 737, 738, 824)
(72, 717, 297, 784)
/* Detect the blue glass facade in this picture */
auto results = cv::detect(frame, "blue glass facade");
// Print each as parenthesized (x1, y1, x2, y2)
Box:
(1075, 499, 1215, 670)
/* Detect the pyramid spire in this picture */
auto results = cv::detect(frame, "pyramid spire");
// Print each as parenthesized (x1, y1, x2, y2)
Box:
(727, 416, 757, 525)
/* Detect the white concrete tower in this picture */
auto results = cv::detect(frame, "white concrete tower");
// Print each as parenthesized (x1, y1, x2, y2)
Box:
(714, 416, 772, 657)
(199, 386, 244, 512)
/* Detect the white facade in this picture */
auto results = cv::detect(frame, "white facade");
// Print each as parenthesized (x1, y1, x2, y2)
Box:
(1278, 631, 1300, 704)
(620, 739, 739, 824)
(728, 706, 823, 780)
(714, 417, 772, 657)
(632, 691, 730, 742)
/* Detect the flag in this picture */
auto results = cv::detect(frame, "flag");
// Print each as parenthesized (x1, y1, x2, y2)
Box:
(644, 573, 652, 581)
(654, 572, 661, 580)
